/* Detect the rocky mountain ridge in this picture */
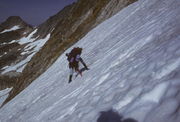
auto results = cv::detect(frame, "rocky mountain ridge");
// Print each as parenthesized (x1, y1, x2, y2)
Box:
(0, 16, 33, 90)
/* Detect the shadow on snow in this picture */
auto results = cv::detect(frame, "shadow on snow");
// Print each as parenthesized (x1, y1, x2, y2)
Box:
(97, 109, 138, 122)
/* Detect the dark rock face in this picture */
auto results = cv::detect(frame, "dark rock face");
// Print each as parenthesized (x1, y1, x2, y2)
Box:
(0, 16, 33, 90)
(34, 0, 137, 39)
(2, 0, 137, 106)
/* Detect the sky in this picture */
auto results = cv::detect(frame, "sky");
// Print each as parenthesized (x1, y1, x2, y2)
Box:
(0, 0, 77, 26)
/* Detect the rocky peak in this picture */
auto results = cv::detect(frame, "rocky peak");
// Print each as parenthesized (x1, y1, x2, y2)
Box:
(0, 16, 32, 32)
(5, 16, 23, 23)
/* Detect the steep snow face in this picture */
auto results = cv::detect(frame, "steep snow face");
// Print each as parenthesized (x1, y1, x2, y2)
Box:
(1, 29, 51, 74)
(0, 0, 180, 122)
(0, 25, 21, 34)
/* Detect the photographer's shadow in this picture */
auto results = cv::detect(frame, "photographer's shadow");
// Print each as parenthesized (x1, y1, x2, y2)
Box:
(97, 109, 138, 122)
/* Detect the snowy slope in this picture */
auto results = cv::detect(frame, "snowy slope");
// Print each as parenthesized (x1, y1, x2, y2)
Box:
(0, 0, 180, 122)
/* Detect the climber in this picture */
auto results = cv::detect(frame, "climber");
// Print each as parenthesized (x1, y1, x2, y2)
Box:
(66, 47, 89, 83)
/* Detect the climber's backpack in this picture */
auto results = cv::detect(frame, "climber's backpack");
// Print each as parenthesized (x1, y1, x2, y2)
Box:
(68, 47, 82, 62)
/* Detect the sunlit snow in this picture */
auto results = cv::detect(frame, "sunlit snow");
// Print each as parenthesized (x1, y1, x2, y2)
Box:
(0, 0, 180, 122)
